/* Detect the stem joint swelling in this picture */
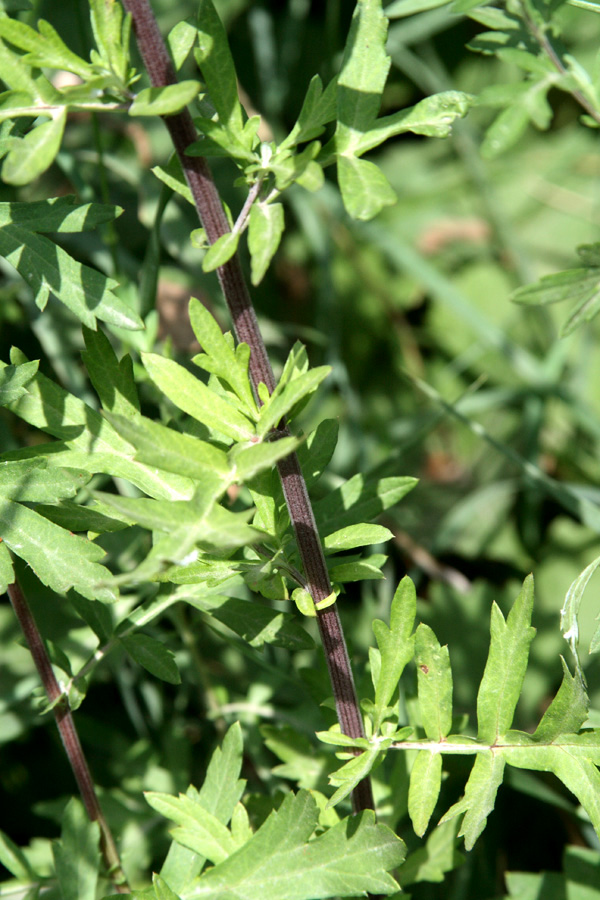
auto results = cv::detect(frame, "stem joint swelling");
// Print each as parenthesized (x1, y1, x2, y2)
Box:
(122, 0, 374, 814)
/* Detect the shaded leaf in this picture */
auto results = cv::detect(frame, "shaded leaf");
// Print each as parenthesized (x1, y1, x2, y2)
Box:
(52, 799, 100, 900)
(121, 633, 181, 684)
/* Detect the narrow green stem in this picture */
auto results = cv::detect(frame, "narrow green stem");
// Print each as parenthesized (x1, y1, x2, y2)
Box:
(122, 0, 374, 814)
(7, 578, 129, 892)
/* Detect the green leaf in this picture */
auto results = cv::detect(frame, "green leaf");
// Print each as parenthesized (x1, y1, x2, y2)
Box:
(160, 723, 246, 892)
(0, 225, 143, 330)
(248, 202, 285, 286)
(179, 790, 404, 899)
(313, 473, 417, 534)
(353, 91, 472, 154)
(477, 575, 536, 744)
(372, 576, 416, 726)
(256, 367, 331, 438)
(189, 297, 256, 414)
(146, 791, 238, 865)
(152, 156, 194, 205)
(0, 828, 35, 880)
(195, 0, 244, 136)
(512, 251, 600, 337)
(415, 624, 453, 741)
(154, 874, 183, 900)
(2, 109, 66, 185)
(396, 819, 464, 887)
(408, 751, 443, 836)
(326, 745, 384, 807)
(335, 0, 391, 157)
(167, 19, 197, 71)
(202, 231, 240, 272)
(185, 594, 314, 651)
(52, 799, 101, 900)
(105, 412, 231, 487)
(142, 353, 255, 442)
(296, 419, 339, 488)
(323, 523, 392, 553)
(0, 540, 14, 593)
(535, 659, 589, 744)
(89, 0, 131, 84)
(120, 633, 181, 684)
(0, 498, 117, 602)
(82, 326, 140, 418)
(0, 459, 90, 502)
(0, 359, 38, 404)
(440, 751, 506, 850)
(0, 17, 93, 78)
(229, 436, 299, 482)
(279, 74, 338, 150)
(336, 154, 397, 221)
(0, 197, 122, 232)
(328, 555, 387, 582)
(129, 81, 201, 116)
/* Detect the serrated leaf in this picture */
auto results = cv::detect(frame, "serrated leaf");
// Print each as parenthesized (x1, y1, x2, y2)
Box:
(0, 225, 143, 330)
(202, 230, 239, 272)
(146, 791, 238, 864)
(0, 459, 90, 502)
(180, 790, 404, 899)
(248, 202, 284, 286)
(408, 751, 442, 836)
(121, 633, 181, 684)
(0, 498, 117, 602)
(0, 197, 122, 232)
(323, 523, 392, 553)
(142, 353, 255, 442)
(2, 109, 65, 185)
(440, 752, 505, 850)
(256, 367, 331, 438)
(372, 576, 416, 727)
(415, 624, 453, 741)
(337, 154, 397, 221)
(160, 723, 246, 892)
(477, 575, 535, 744)
(52, 799, 101, 900)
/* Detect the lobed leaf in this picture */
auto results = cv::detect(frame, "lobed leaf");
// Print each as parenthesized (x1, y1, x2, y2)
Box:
(0, 225, 143, 330)
(142, 353, 255, 442)
(371, 576, 416, 727)
(415, 624, 453, 741)
(477, 575, 535, 744)
(180, 790, 404, 899)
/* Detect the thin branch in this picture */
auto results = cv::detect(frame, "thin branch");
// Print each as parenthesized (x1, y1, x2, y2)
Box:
(7, 578, 129, 892)
(122, 0, 374, 813)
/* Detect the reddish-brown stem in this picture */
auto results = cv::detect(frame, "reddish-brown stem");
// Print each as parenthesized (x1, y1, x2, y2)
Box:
(122, 0, 373, 813)
(7, 579, 129, 892)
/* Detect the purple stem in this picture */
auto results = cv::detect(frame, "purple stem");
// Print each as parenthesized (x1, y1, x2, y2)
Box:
(7, 579, 129, 892)
(122, 0, 373, 814)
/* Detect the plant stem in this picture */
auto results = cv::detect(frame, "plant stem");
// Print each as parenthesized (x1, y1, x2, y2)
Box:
(122, 0, 374, 813)
(7, 578, 129, 893)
